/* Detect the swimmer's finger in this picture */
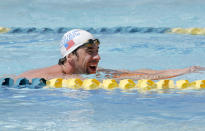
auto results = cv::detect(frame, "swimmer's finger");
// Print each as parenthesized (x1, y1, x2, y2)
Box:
(199, 67, 205, 71)
(189, 66, 205, 73)
(195, 66, 205, 70)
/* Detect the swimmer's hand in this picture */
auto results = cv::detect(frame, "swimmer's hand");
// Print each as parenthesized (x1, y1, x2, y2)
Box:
(187, 66, 205, 73)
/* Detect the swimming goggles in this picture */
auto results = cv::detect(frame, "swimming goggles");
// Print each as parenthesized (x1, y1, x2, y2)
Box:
(83, 39, 100, 47)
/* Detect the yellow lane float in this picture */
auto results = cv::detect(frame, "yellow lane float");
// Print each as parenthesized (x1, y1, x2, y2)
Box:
(101, 79, 118, 90)
(176, 80, 190, 89)
(170, 28, 205, 35)
(46, 78, 63, 88)
(82, 79, 100, 90)
(119, 79, 136, 90)
(156, 80, 175, 89)
(44, 78, 205, 90)
(191, 80, 205, 89)
(0, 27, 10, 33)
(137, 79, 156, 90)
(62, 78, 83, 89)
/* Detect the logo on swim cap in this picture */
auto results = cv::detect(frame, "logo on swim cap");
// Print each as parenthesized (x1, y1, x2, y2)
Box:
(60, 29, 94, 57)
(64, 40, 75, 50)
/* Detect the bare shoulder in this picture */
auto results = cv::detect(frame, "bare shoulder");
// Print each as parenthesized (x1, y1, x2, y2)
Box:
(16, 65, 61, 80)
(17, 68, 47, 80)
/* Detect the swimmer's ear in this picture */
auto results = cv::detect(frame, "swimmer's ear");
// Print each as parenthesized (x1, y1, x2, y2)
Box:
(66, 54, 74, 63)
(67, 53, 74, 58)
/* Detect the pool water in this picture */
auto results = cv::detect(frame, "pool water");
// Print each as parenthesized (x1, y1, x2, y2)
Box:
(1, 0, 205, 130)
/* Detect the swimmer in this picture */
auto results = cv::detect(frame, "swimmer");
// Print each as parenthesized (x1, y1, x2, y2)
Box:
(17, 29, 205, 80)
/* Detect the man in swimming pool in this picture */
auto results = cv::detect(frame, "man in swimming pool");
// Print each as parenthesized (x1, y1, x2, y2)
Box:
(17, 29, 205, 80)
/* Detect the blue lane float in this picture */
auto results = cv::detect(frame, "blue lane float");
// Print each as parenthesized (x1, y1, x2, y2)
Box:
(30, 78, 46, 89)
(0, 78, 14, 87)
(15, 78, 30, 89)
(0, 78, 46, 89)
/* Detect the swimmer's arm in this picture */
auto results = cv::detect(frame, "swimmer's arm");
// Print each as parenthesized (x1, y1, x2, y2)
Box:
(99, 66, 205, 80)
(125, 66, 205, 80)
(136, 66, 205, 74)
(133, 68, 191, 79)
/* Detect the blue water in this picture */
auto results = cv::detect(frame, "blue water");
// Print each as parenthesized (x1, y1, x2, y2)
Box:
(1, 0, 205, 130)
(1, 0, 205, 28)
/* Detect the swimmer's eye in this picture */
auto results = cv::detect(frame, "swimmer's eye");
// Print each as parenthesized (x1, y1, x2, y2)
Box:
(87, 48, 99, 55)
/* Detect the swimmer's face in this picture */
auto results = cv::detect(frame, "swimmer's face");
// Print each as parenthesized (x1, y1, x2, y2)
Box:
(72, 42, 101, 74)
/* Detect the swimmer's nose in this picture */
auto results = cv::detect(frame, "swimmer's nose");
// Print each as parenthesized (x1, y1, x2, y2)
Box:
(93, 53, 101, 62)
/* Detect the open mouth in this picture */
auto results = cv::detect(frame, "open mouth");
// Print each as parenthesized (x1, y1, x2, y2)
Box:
(88, 65, 97, 73)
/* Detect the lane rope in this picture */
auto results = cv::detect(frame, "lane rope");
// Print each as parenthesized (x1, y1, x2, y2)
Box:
(4, 27, 169, 34)
(2, 26, 205, 35)
(1, 78, 205, 90)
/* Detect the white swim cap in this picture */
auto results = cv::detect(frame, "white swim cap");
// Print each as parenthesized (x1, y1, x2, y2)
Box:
(60, 29, 94, 57)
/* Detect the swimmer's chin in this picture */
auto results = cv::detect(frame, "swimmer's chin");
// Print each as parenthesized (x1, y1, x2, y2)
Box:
(89, 71, 97, 74)
(86, 70, 97, 74)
